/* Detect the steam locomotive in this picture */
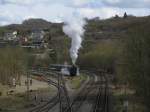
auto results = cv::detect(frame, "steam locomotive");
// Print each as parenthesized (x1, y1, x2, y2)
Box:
(49, 64, 79, 76)
(69, 65, 77, 76)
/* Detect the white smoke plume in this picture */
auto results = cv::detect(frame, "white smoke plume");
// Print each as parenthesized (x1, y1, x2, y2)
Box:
(63, 16, 86, 64)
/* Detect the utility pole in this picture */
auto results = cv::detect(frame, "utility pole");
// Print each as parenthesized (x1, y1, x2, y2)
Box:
(123, 81, 128, 112)
(26, 71, 30, 101)
(58, 73, 62, 112)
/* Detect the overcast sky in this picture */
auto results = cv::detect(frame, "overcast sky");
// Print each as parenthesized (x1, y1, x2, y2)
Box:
(0, 0, 150, 26)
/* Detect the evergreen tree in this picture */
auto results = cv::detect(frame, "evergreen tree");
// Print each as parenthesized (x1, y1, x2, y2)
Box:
(123, 12, 127, 19)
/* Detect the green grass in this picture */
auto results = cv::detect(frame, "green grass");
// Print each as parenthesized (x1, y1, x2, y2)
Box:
(68, 74, 87, 89)
(0, 93, 27, 112)
(0, 87, 53, 112)
(113, 88, 147, 112)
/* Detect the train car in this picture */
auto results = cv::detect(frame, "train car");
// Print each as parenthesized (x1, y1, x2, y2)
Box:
(49, 64, 79, 76)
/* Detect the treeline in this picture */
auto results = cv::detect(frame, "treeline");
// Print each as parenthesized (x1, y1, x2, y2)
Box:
(0, 47, 27, 85)
(78, 20, 150, 111)
(0, 46, 59, 85)
(78, 41, 120, 73)
(119, 22, 150, 111)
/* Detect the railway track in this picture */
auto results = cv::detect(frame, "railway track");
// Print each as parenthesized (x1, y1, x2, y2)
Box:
(29, 69, 110, 112)
(91, 71, 109, 112)
(29, 70, 59, 112)
(63, 71, 96, 112)
(29, 70, 71, 112)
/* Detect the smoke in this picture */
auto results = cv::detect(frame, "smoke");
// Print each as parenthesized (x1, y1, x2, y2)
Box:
(63, 15, 86, 64)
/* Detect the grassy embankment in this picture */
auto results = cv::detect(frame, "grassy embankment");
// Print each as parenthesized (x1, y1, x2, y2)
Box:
(67, 74, 87, 89)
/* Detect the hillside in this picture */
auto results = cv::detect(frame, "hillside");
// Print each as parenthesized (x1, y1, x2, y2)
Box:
(0, 16, 150, 59)
(0, 16, 150, 39)
(3, 18, 62, 30)
(0, 16, 150, 64)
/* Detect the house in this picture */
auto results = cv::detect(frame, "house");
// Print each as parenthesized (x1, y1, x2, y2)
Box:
(30, 29, 46, 48)
(3, 31, 18, 41)
(31, 29, 45, 42)
(21, 29, 48, 49)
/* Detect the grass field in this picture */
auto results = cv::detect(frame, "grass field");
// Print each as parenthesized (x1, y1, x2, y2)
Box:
(113, 87, 147, 112)
(67, 74, 87, 89)
(0, 93, 27, 112)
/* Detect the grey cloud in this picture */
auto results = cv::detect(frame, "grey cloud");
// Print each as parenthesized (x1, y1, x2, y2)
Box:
(0, 0, 68, 5)
(101, 0, 150, 8)
(0, 0, 5, 4)
(0, 16, 12, 25)
(0, 0, 150, 26)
